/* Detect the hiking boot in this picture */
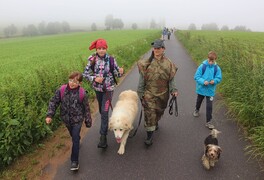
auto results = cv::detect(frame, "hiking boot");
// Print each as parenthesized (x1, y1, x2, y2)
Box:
(155, 122, 159, 131)
(144, 131, 154, 146)
(193, 109, 199, 117)
(70, 161, 79, 171)
(97, 135, 108, 148)
(205, 122, 215, 129)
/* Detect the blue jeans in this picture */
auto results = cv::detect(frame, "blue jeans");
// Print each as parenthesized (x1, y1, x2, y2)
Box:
(195, 94, 213, 122)
(66, 122, 82, 162)
(95, 91, 113, 135)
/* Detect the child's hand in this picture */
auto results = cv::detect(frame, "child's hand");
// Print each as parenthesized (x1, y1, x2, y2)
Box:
(95, 77, 104, 84)
(119, 66, 124, 75)
(209, 80, 215, 84)
(46, 117, 52, 124)
(204, 81, 209, 85)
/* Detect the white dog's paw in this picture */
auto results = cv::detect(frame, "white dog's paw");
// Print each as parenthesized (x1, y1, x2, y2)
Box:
(118, 146, 125, 155)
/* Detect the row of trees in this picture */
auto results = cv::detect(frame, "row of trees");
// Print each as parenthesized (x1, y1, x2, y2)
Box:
(90, 15, 164, 31)
(188, 23, 251, 31)
(2, 14, 167, 38)
(3, 21, 71, 37)
(3, 16, 252, 38)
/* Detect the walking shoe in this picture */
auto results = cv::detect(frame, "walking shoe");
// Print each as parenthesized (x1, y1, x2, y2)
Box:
(70, 161, 79, 171)
(193, 109, 199, 117)
(97, 135, 108, 148)
(205, 122, 215, 129)
(144, 131, 154, 146)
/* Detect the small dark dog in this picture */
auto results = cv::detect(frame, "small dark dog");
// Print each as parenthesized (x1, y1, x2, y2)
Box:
(202, 129, 222, 170)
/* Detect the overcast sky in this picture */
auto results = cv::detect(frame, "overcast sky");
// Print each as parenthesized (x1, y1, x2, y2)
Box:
(0, 0, 263, 31)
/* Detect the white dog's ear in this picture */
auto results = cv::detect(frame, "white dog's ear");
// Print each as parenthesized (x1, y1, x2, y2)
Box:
(109, 122, 114, 130)
(124, 123, 132, 130)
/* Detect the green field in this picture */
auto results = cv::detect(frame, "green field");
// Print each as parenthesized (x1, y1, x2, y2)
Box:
(0, 30, 160, 80)
(0, 30, 160, 169)
(176, 30, 264, 161)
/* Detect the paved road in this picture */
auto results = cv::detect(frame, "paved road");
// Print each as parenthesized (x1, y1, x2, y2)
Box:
(54, 34, 264, 180)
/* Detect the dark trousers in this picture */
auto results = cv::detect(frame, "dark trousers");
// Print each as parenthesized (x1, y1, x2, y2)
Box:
(195, 94, 213, 122)
(66, 122, 82, 162)
(96, 91, 113, 135)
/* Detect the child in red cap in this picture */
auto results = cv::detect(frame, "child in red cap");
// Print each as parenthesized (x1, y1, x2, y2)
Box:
(83, 38, 124, 148)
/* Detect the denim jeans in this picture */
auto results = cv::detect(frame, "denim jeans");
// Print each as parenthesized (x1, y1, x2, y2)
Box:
(95, 91, 113, 135)
(195, 94, 213, 122)
(66, 122, 82, 162)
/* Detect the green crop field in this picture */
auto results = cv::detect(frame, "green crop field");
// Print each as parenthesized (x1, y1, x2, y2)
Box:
(0, 29, 160, 169)
(0, 30, 160, 80)
(176, 30, 264, 161)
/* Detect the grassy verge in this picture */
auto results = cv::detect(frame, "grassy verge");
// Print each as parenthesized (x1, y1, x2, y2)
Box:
(175, 30, 264, 162)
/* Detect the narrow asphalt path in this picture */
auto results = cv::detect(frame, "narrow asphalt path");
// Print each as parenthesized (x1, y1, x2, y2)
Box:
(54, 34, 264, 180)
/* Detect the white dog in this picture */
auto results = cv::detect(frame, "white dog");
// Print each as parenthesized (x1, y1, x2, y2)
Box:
(109, 90, 139, 155)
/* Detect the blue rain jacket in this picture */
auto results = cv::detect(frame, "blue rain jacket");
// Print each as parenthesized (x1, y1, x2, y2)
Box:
(194, 60, 222, 97)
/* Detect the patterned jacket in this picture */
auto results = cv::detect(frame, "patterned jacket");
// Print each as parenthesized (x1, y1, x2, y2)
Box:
(46, 84, 92, 126)
(83, 53, 121, 92)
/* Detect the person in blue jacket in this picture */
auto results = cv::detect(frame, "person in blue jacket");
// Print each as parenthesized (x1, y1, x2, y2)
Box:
(193, 51, 222, 129)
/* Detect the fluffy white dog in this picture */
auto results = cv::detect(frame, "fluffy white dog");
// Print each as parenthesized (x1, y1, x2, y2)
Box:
(109, 90, 139, 155)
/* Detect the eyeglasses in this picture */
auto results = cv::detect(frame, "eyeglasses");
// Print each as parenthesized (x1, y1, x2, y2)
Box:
(69, 79, 80, 84)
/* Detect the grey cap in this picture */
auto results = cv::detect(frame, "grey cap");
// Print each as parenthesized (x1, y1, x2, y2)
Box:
(151, 39, 165, 48)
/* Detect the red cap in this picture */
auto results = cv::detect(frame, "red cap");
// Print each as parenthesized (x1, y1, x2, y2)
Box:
(89, 39, 108, 50)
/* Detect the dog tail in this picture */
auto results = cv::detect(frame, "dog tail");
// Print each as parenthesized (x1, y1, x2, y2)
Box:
(211, 129, 221, 138)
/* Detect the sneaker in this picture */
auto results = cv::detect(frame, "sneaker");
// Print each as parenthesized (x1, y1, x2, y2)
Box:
(193, 110, 199, 117)
(70, 161, 79, 171)
(205, 122, 214, 129)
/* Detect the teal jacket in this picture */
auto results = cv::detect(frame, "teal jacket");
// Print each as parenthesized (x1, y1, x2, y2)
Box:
(194, 60, 222, 97)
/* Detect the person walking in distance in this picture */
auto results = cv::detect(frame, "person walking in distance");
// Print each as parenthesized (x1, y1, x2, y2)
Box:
(193, 51, 222, 129)
(137, 39, 178, 146)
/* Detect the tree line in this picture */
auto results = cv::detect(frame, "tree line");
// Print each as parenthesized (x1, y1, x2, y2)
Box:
(2, 14, 167, 38)
(188, 23, 251, 31)
(3, 21, 71, 37)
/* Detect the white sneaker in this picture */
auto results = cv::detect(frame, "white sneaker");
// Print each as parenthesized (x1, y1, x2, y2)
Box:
(193, 110, 199, 117)
(205, 122, 214, 129)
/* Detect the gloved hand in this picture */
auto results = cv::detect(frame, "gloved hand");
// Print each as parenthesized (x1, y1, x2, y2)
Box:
(85, 120, 92, 128)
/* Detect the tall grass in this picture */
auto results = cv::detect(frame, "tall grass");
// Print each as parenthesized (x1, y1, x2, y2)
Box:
(176, 30, 264, 160)
(0, 30, 160, 169)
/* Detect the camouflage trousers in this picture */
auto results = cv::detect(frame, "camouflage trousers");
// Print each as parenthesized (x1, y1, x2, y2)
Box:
(144, 108, 165, 131)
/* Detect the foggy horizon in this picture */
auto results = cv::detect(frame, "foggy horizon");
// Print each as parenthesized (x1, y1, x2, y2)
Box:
(1, 0, 264, 31)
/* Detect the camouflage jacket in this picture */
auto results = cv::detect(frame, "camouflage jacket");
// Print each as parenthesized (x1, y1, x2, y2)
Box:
(137, 55, 178, 110)
(46, 84, 92, 126)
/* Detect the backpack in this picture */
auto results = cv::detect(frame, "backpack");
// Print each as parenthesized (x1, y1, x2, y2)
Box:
(60, 84, 85, 102)
(90, 55, 117, 85)
(202, 64, 218, 78)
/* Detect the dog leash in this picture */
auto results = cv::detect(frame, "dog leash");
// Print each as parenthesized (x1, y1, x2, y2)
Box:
(168, 95, 178, 117)
(129, 108, 143, 138)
